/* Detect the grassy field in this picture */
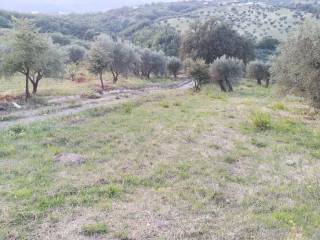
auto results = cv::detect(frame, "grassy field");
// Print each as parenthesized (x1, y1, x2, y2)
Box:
(0, 73, 173, 99)
(0, 82, 320, 239)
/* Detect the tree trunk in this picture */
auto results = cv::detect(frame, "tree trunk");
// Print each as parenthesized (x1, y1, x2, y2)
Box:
(226, 79, 233, 92)
(32, 81, 38, 94)
(266, 78, 270, 88)
(218, 81, 227, 92)
(257, 78, 262, 85)
(29, 73, 42, 94)
(25, 71, 30, 101)
(194, 80, 201, 92)
(99, 72, 104, 90)
(111, 69, 118, 83)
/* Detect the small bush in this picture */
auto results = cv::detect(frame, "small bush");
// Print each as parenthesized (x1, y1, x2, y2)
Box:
(81, 223, 108, 236)
(251, 111, 272, 131)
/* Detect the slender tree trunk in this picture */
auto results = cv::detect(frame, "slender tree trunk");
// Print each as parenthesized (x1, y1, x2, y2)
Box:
(226, 79, 233, 92)
(218, 81, 227, 92)
(99, 72, 105, 90)
(32, 81, 38, 94)
(29, 73, 42, 94)
(111, 69, 118, 83)
(194, 80, 201, 92)
(25, 71, 30, 101)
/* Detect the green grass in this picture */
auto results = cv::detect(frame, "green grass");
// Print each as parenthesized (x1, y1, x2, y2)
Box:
(81, 223, 108, 236)
(0, 84, 320, 239)
(0, 74, 173, 98)
(251, 111, 272, 131)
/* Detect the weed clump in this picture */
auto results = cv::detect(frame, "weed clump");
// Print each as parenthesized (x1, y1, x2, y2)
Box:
(123, 102, 135, 114)
(272, 102, 286, 111)
(81, 223, 108, 236)
(251, 111, 272, 131)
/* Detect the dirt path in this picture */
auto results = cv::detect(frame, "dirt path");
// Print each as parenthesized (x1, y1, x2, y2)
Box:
(0, 80, 194, 129)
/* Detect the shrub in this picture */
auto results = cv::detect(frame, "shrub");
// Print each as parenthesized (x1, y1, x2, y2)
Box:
(167, 57, 182, 78)
(189, 59, 210, 91)
(209, 56, 244, 92)
(271, 21, 320, 108)
(251, 111, 272, 131)
(246, 61, 270, 87)
(81, 223, 108, 236)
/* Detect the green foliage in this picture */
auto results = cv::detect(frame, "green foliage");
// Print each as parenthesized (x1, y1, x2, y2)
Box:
(132, 25, 181, 57)
(139, 48, 167, 79)
(0, 19, 65, 97)
(189, 59, 210, 91)
(257, 36, 280, 50)
(66, 44, 87, 64)
(271, 21, 320, 108)
(167, 56, 182, 77)
(272, 102, 286, 110)
(50, 32, 71, 46)
(250, 111, 272, 131)
(181, 18, 255, 64)
(209, 56, 244, 92)
(246, 61, 270, 87)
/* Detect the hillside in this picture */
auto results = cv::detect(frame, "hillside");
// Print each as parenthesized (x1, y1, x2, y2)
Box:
(0, 0, 318, 43)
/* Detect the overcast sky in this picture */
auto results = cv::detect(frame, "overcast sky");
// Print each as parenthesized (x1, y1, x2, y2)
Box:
(0, 0, 173, 13)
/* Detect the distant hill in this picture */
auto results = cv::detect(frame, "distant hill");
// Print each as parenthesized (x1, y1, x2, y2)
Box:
(0, 0, 318, 44)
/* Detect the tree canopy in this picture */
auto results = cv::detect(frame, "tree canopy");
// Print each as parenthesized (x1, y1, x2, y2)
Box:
(181, 18, 255, 64)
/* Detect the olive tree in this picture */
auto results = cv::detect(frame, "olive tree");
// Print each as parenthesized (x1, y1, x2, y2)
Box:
(108, 42, 137, 83)
(247, 61, 270, 87)
(88, 34, 113, 89)
(167, 57, 182, 78)
(140, 49, 167, 79)
(67, 44, 87, 64)
(88, 35, 138, 87)
(0, 19, 65, 99)
(271, 21, 320, 108)
(189, 59, 210, 91)
(209, 56, 244, 92)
